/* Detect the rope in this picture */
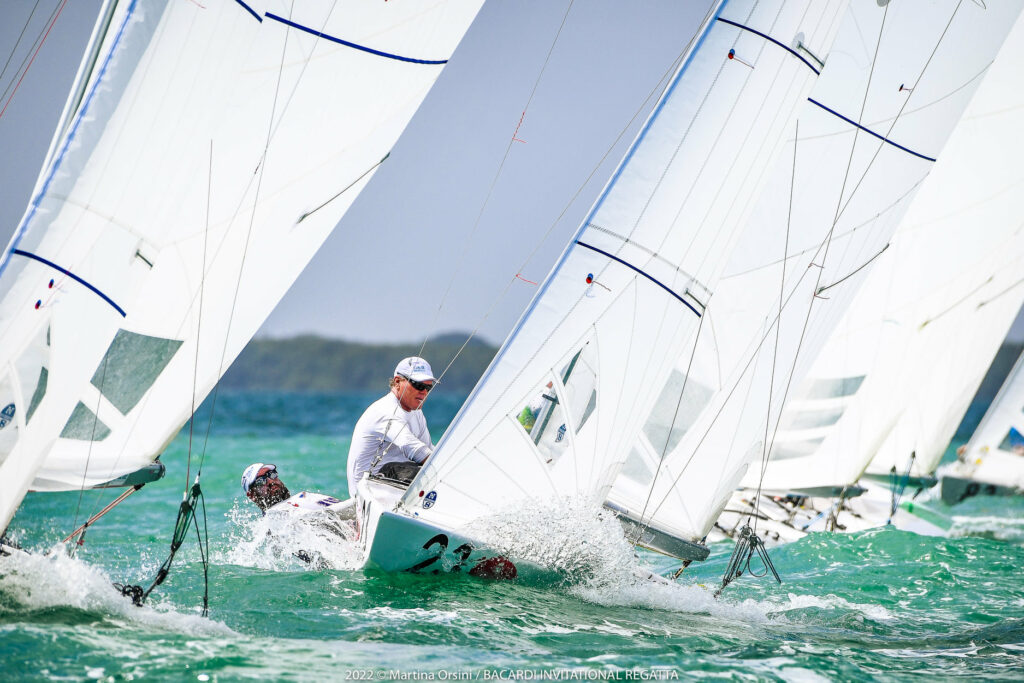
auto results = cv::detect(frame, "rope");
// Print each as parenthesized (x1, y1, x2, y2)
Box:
(714, 524, 780, 597)
(888, 452, 916, 524)
(114, 477, 209, 615)
(0, 0, 68, 121)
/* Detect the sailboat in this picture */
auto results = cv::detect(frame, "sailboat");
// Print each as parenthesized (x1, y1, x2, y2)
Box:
(593, 0, 1024, 569)
(716, 8, 1024, 541)
(0, 0, 484, 541)
(355, 0, 1024, 578)
(941, 346, 1024, 505)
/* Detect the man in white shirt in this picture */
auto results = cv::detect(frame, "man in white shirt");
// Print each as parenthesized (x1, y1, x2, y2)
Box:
(347, 356, 436, 497)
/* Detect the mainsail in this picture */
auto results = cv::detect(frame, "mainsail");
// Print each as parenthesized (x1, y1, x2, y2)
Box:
(0, 0, 483, 528)
(398, 0, 852, 532)
(741, 8, 1024, 499)
(604, 0, 1024, 549)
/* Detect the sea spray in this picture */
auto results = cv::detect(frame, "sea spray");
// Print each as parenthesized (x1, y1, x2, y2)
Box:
(0, 547, 234, 635)
(463, 497, 651, 588)
(220, 501, 362, 570)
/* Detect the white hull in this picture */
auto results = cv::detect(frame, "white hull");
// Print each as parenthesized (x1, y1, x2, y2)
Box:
(354, 478, 539, 582)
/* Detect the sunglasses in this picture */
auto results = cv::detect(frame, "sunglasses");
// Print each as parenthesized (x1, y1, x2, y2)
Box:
(400, 375, 434, 393)
(251, 469, 279, 488)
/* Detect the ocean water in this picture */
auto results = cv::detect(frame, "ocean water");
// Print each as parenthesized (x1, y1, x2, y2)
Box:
(2, 392, 1023, 681)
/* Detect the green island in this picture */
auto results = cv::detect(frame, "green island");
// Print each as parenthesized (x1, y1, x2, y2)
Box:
(220, 333, 497, 394)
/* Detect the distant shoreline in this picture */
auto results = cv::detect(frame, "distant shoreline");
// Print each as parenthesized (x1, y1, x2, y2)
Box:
(221, 333, 496, 394)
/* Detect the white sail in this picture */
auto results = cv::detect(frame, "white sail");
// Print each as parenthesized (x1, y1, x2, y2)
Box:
(738, 8, 1024, 498)
(395, 0, 851, 532)
(945, 347, 1024, 494)
(0, 0, 482, 527)
(605, 0, 1024, 547)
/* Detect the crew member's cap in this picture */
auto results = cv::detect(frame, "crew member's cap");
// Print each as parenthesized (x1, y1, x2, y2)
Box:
(394, 356, 437, 383)
(241, 462, 277, 493)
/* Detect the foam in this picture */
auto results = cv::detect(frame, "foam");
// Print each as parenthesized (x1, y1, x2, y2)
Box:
(0, 547, 234, 636)
(219, 502, 363, 570)
(948, 515, 1024, 543)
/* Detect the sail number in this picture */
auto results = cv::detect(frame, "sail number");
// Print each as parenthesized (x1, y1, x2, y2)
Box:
(405, 534, 474, 574)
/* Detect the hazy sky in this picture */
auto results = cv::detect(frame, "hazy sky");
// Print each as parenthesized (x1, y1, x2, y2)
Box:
(2, 1, 1023, 346)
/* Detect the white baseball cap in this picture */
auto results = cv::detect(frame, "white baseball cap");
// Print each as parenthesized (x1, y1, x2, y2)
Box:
(241, 462, 277, 493)
(394, 356, 437, 383)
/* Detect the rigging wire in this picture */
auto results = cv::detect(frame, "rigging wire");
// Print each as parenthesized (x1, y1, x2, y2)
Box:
(0, 0, 68, 121)
(198, 0, 301, 472)
(429, 4, 707, 384)
(0, 0, 44, 100)
(750, 119, 799, 536)
(418, 0, 578, 363)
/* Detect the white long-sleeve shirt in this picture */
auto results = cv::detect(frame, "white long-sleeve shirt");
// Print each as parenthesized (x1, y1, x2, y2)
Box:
(347, 392, 432, 498)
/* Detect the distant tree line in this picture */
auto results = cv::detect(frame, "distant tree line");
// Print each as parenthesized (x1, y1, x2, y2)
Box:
(220, 333, 497, 394)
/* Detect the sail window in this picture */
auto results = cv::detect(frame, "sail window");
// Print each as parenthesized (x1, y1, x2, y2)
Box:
(620, 446, 656, 484)
(60, 402, 111, 441)
(559, 344, 598, 436)
(25, 367, 47, 423)
(805, 375, 865, 400)
(643, 369, 713, 456)
(512, 344, 600, 467)
(781, 406, 845, 430)
(18, 323, 51, 424)
(769, 437, 825, 460)
(90, 330, 183, 415)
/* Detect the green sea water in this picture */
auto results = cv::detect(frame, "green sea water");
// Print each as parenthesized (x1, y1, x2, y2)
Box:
(2, 392, 1023, 681)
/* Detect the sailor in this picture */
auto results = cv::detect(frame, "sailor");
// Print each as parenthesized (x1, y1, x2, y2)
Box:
(347, 356, 436, 497)
(241, 462, 351, 516)
(240, 463, 354, 566)
(241, 462, 291, 512)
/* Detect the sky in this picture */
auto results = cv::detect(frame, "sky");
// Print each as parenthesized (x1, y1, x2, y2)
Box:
(2, 0, 1023, 346)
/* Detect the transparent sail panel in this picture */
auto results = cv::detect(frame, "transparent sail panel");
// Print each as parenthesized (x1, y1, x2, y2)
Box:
(805, 376, 865, 400)
(781, 406, 845, 430)
(89, 329, 183, 415)
(60, 402, 111, 441)
(25, 368, 47, 423)
(643, 369, 713, 457)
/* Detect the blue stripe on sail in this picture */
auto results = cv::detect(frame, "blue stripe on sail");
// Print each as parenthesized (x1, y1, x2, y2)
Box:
(234, 0, 262, 22)
(808, 98, 937, 162)
(424, 0, 730, 466)
(13, 250, 126, 317)
(0, 0, 140, 282)
(575, 240, 701, 317)
(264, 13, 448, 64)
(715, 17, 819, 74)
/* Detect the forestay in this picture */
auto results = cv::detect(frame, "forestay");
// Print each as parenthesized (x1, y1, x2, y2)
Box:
(743, 9, 1024, 495)
(400, 0, 850, 531)
(0, 0, 482, 527)
(605, 0, 1024, 546)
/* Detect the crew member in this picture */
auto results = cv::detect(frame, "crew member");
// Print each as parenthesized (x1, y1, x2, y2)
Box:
(241, 462, 291, 512)
(347, 356, 436, 497)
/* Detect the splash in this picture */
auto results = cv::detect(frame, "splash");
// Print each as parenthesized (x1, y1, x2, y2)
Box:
(948, 514, 1024, 543)
(462, 496, 643, 588)
(219, 501, 363, 570)
(0, 547, 234, 635)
